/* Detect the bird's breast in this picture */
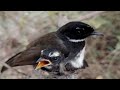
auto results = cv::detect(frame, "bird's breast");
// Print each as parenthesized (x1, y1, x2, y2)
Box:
(70, 46, 86, 68)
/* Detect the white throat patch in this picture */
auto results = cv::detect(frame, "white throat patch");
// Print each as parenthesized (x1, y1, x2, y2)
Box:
(70, 46, 86, 68)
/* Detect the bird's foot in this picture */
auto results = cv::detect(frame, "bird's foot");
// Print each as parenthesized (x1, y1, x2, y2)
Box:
(65, 63, 78, 72)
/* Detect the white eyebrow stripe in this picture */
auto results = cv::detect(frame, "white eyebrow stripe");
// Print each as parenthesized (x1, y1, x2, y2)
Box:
(49, 51, 60, 57)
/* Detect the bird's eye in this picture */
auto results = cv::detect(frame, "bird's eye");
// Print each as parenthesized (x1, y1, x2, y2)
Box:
(54, 57, 58, 60)
(76, 27, 80, 29)
(77, 31, 81, 33)
(82, 28, 85, 30)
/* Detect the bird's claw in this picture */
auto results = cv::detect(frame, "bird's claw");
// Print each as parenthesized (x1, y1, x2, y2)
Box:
(65, 63, 78, 72)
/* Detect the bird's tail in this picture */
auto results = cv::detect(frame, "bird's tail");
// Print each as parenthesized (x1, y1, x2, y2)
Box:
(1, 66, 8, 73)
(1, 52, 22, 73)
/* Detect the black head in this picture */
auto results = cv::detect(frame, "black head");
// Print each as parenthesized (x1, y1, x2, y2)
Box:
(35, 48, 64, 71)
(57, 21, 103, 41)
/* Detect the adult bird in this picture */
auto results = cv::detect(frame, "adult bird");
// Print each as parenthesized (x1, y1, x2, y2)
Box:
(1, 21, 103, 74)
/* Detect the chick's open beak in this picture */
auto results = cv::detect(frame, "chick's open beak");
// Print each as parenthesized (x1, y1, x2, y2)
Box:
(35, 58, 52, 70)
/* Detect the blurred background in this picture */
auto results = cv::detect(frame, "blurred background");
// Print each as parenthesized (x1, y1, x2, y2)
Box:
(0, 11, 120, 79)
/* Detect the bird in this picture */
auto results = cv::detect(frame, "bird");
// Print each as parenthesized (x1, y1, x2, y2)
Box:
(35, 48, 65, 73)
(1, 21, 103, 74)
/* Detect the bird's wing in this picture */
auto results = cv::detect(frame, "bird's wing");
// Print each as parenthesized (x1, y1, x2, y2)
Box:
(27, 32, 70, 57)
(1, 32, 70, 73)
(1, 47, 41, 73)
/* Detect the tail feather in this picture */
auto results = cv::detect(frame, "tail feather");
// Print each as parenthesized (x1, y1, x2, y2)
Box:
(6, 52, 22, 67)
(1, 66, 8, 73)
(1, 47, 41, 73)
(1, 52, 22, 73)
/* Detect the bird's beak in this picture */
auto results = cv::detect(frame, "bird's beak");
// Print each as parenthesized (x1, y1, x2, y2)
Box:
(35, 58, 52, 70)
(91, 31, 104, 36)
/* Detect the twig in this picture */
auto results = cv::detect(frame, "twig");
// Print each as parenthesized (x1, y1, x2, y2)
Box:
(103, 49, 120, 60)
(107, 51, 119, 69)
